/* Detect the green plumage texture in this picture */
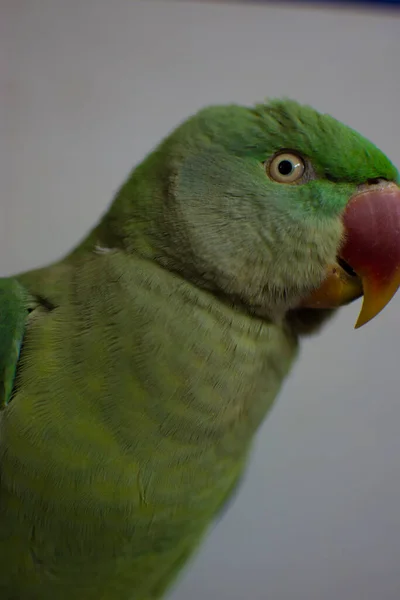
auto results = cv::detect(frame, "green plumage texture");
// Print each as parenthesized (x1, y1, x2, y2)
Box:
(0, 280, 29, 408)
(0, 99, 398, 599)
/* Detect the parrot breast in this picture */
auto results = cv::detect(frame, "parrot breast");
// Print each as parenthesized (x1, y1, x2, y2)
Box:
(0, 251, 298, 599)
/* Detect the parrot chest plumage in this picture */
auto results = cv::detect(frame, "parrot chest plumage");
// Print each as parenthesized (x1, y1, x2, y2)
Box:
(0, 252, 297, 599)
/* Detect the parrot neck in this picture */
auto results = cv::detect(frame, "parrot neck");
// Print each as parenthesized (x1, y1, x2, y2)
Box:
(70, 147, 171, 262)
(86, 252, 299, 449)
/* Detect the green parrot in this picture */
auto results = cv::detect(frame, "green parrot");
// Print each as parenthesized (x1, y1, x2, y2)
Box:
(1, 99, 400, 600)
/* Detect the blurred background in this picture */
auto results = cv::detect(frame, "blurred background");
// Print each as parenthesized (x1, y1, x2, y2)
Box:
(2, 1, 400, 599)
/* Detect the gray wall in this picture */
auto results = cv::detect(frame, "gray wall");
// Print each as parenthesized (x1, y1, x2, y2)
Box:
(3, 1, 400, 599)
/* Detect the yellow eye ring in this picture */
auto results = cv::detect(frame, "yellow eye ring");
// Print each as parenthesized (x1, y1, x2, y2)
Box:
(267, 152, 305, 184)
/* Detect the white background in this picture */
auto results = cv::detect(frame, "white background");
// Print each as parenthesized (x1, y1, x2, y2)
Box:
(2, 1, 400, 599)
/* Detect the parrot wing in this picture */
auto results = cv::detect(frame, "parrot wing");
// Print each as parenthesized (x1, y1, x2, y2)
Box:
(0, 279, 30, 408)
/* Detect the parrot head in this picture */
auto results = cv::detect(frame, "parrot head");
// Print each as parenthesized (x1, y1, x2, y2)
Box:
(103, 99, 400, 328)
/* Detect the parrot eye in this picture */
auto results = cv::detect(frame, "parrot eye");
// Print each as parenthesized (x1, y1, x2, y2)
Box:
(267, 152, 305, 184)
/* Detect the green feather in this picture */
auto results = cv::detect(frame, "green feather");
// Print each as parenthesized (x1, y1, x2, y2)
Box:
(0, 279, 30, 407)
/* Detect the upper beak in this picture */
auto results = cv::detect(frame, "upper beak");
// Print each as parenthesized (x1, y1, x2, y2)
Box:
(301, 181, 400, 328)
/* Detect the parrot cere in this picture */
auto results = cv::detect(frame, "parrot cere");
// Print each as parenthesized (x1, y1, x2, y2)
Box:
(1, 99, 400, 599)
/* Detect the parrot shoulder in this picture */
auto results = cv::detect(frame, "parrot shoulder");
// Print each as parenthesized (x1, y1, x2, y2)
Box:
(0, 278, 31, 407)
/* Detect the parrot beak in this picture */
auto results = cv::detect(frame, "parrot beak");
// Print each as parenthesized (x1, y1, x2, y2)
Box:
(301, 181, 400, 328)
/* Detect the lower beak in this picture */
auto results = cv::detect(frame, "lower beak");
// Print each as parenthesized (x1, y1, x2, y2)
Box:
(301, 182, 400, 328)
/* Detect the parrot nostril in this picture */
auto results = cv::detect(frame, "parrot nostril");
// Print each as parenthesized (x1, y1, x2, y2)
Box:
(337, 257, 357, 278)
(357, 178, 390, 194)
